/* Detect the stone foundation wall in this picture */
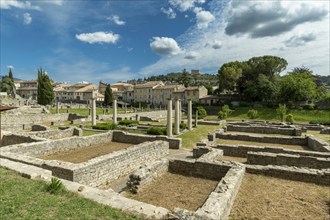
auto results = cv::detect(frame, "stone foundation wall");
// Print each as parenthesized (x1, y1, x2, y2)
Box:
(112, 130, 181, 149)
(307, 136, 330, 152)
(127, 158, 169, 193)
(1, 134, 46, 147)
(247, 152, 330, 169)
(1, 113, 69, 125)
(226, 124, 301, 136)
(246, 165, 330, 186)
(24, 127, 83, 140)
(215, 144, 330, 158)
(216, 133, 307, 146)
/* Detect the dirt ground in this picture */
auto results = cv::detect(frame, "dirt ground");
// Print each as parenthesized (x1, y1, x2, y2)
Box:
(222, 155, 247, 163)
(216, 139, 308, 151)
(40, 142, 133, 163)
(229, 174, 330, 220)
(123, 172, 219, 211)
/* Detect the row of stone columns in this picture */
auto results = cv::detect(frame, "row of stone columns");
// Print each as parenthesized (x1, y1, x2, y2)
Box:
(167, 99, 193, 137)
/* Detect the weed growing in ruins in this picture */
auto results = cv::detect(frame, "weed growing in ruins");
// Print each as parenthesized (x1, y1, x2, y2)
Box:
(285, 114, 294, 123)
(247, 109, 259, 119)
(197, 106, 207, 119)
(276, 104, 287, 121)
(146, 127, 167, 135)
(46, 177, 63, 194)
(92, 123, 118, 130)
(218, 105, 233, 119)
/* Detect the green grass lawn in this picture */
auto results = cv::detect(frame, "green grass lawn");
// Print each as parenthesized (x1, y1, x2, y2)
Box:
(178, 125, 223, 148)
(0, 167, 139, 220)
(204, 107, 330, 123)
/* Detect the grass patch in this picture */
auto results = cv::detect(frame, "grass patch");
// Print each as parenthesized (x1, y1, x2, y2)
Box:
(83, 130, 104, 136)
(0, 167, 139, 220)
(178, 125, 223, 148)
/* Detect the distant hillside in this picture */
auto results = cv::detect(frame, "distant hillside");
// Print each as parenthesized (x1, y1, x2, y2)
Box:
(0, 74, 21, 81)
(315, 75, 330, 87)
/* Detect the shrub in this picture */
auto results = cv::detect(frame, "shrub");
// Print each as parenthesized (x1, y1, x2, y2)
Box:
(247, 109, 259, 119)
(218, 104, 233, 119)
(302, 104, 315, 110)
(146, 127, 167, 135)
(47, 177, 63, 194)
(92, 123, 117, 130)
(197, 106, 207, 119)
(180, 122, 187, 130)
(118, 119, 138, 126)
(285, 114, 294, 123)
(276, 104, 287, 122)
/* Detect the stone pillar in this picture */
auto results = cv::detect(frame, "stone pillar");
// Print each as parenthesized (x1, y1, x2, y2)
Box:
(167, 99, 173, 137)
(141, 107, 143, 112)
(113, 99, 117, 124)
(125, 104, 127, 113)
(88, 108, 91, 116)
(195, 110, 198, 127)
(56, 100, 59, 114)
(91, 99, 96, 126)
(174, 99, 180, 135)
(135, 114, 140, 121)
(179, 100, 182, 124)
(188, 99, 192, 130)
(139, 102, 141, 110)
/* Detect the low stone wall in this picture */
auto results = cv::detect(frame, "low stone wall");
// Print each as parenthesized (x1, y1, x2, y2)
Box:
(226, 124, 301, 136)
(1, 134, 46, 147)
(215, 144, 330, 158)
(31, 124, 48, 131)
(127, 159, 169, 193)
(216, 132, 307, 146)
(198, 120, 224, 126)
(247, 152, 330, 169)
(112, 130, 181, 149)
(1, 113, 69, 125)
(97, 110, 168, 121)
(307, 135, 330, 152)
(24, 127, 83, 139)
(246, 165, 330, 186)
(171, 159, 245, 220)
(320, 128, 330, 134)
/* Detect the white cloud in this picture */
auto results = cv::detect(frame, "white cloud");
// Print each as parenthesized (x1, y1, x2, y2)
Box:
(161, 7, 176, 19)
(23, 13, 32, 25)
(184, 51, 199, 59)
(7, 65, 14, 69)
(169, 0, 205, 12)
(46, 0, 64, 5)
(108, 15, 125, 25)
(76, 32, 119, 44)
(195, 8, 215, 29)
(209, 40, 222, 49)
(0, 0, 41, 10)
(150, 37, 182, 56)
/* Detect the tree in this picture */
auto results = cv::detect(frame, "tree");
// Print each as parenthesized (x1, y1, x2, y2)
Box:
(179, 69, 192, 87)
(103, 84, 114, 106)
(0, 76, 15, 96)
(37, 68, 54, 105)
(8, 68, 14, 81)
(218, 61, 244, 93)
(279, 69, 318, 102)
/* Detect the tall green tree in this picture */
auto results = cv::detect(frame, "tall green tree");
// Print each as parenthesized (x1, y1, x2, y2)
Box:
(103, 84, 114, 106)
(8, 68, 14, 81)
(218, 61, 245, 93)
(37, 68, 54, 105)
(0, 76, 15, 96)
(179, 69, 192, 87)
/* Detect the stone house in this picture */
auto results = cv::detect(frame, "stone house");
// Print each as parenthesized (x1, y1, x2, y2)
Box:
(16, 80, 38, 99)
(152, 84, 185, 106)
(133, 81, 164, 104)
(54, 83, 100, 102)
(183, 86, 208, 104)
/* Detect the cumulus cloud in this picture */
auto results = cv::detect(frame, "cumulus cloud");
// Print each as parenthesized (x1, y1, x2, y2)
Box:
(23, 13, 32, 25)
(76, 32, 119, 44)
(184, 51, 199, 59)
(108, 15, 125, 26)
(225, 1, 329, 38)
(284, 33, 316, 47)
(205, 40, 222, 49)
(169, 0, 205, 12)
(150, 37, 182, 56)
(7, 65, 14, 69)
(194, 7, 215, 29)
(0, 0, 40, 10)
(161, 7, 176, 19)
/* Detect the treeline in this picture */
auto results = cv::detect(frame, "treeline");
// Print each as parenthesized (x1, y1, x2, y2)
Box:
(218, 55, 329, 103)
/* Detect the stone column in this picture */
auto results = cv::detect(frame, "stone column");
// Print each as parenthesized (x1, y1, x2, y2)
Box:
(56, 100, 59, 114)
(187, 99, 192, 130)
(179, 100, 182, 124)
(167, 99, 173, 137)
(91, 99, 96, 126)
(174, 99, 180, 135)
(125, 104, 127, 113)
(195, 110, 198, 127)
(113, 99, 117, 124)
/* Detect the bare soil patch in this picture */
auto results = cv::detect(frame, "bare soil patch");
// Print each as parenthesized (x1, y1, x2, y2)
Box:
(216, 139, 308, 151)
(40, 142, 133, 163)
(123, 172, 219, 211)
(222, 155, 247, 163)
(229, 174, 330, 220)
(305, 130, 330, 144)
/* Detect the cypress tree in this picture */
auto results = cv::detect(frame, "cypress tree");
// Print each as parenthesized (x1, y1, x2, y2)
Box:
(103, 84, 114, 106)
(37, 68, 54, 105)
(8, 68, 14, 81)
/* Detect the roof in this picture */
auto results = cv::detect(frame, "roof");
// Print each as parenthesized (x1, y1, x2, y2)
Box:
(111, 82, 133, 87)
(16, 87, 37, 91)
(134, 81, 164, 89)
(75, 84, 98, 92)
(153, 84, 184, 90)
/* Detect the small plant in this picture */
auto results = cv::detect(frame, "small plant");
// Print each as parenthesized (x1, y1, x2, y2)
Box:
(309, 119, 330, 125)
(92, 123, 117, 130)
(180, 122, 187, 130)
(285, 114, 294, 123)
(146, 127, 167, 135)
(218, 104, 233, 119)
(247, 109, 259, 119)
(276, 104, 287, 122)
(118, 119, 138, 126)
(197, 106, 207, 119)
(47, 177, 63, 194)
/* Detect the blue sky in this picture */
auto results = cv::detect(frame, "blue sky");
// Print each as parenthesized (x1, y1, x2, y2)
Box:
(1, 0, 329, 84)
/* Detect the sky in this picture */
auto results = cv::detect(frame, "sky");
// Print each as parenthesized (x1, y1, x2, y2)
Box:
(0, 0, 329, 84)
